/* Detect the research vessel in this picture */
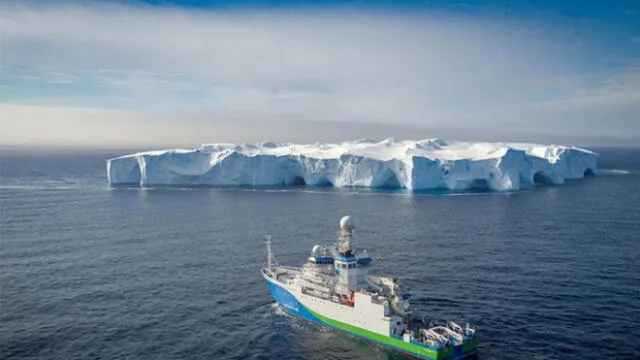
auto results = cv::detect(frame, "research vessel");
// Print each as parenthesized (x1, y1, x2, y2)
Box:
(261, 216, 478, 359)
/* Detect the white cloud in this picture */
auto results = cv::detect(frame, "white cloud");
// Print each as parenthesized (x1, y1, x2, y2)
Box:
(0, 103, 456, 148)
(0, 2, 638, 146)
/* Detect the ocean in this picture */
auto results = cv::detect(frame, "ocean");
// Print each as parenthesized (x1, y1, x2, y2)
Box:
(1, 148, 639, 360)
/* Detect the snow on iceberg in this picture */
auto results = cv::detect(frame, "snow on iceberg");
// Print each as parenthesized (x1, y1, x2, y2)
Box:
(106, 139, 598, 191)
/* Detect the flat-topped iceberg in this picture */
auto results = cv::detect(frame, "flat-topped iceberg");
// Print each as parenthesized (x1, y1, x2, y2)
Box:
(107, 139, 598, 191)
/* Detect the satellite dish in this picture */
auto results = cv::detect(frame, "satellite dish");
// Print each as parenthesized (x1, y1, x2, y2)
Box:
(340, 216, 355, 231)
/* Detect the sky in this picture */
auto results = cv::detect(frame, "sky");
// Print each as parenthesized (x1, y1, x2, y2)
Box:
(1, 0, 639, 148)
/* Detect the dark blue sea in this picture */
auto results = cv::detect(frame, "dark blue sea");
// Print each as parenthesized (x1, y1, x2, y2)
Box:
(1, 148, 639, 360)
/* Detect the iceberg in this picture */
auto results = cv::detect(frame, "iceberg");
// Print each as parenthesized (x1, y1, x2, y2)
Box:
(106, 139, 598, 191)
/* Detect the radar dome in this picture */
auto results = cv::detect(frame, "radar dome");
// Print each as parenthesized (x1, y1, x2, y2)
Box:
(340, 216, 355, 231)
(311, 245, 322, 257)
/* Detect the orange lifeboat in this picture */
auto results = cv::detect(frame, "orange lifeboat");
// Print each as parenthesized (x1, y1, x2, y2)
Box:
(346, 293, 355, 307)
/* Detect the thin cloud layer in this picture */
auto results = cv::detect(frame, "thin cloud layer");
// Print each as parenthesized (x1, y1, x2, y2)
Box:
(1, 2, 638, 147)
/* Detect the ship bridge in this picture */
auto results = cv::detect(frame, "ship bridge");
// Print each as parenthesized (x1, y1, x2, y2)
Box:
(335, 252, 357, 269)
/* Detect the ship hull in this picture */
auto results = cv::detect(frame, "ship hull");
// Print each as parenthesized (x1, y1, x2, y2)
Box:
(264, 273, 477, 360)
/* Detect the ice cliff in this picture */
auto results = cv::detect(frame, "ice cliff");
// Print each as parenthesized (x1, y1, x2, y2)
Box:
(107, 139, 598, 191)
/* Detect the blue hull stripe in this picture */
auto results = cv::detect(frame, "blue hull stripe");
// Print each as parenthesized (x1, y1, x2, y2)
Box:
(265, 278, 322, 323)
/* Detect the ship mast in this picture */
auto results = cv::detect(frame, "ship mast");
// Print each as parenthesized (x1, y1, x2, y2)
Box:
(338, 216, 355, 255)
(266, 235, 276, 271)
(334, 216, 359, 294)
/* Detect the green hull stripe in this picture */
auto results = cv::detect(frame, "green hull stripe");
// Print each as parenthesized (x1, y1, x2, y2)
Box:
(303, 304, 478, 359)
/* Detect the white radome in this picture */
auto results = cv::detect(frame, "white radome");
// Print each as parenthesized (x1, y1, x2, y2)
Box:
(311, 244, 322, 257)
(340, 216, 355, 231)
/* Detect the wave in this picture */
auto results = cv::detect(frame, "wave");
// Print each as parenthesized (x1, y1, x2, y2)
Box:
(597, 169, 632, 175)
